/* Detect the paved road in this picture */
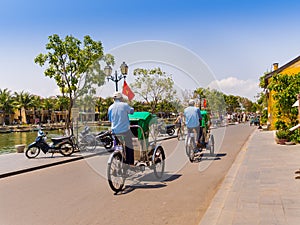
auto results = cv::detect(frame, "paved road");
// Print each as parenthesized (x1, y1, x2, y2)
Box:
(0, 124, 255, 225)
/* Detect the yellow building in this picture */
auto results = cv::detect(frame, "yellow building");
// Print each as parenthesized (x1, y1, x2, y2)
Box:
(264, 56, 300, 130)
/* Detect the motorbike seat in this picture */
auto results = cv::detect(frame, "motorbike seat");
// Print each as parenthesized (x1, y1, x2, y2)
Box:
(51, 136, 70, 142)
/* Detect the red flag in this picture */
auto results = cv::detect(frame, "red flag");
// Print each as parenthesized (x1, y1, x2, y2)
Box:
(122, 80, 135, 101)
(203, 99, 207, 108)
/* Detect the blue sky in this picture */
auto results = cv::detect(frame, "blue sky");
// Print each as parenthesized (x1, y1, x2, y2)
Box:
(1, 0, 300, 101)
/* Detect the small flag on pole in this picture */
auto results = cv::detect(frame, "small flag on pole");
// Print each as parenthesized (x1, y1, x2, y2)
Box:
(122, 80, 135, 101)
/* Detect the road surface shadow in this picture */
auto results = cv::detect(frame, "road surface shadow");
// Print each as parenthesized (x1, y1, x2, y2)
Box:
(193, 152, 227, 163)
(116, 173, 181, 195)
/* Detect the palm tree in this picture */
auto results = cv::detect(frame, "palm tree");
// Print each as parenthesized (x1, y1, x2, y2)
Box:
(41, 97, 55, 123)
(0, 88, 15, 125)
(13, 91, 34, 124)
(55, 95, 69, 111)
(95, 97, 103, 121)
(31, 95, 42, 123)
(53, 95, 70, 123)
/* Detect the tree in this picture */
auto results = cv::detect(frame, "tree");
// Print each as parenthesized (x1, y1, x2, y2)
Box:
(268, 73, 300, 130)
(203, 88, 226, 117)
(41, 97, 55, 123)
(224, 95, 240, 113)
(132, 67, 176, 113)
(54, 95, 70, 111)
(0, 88, 15, 124)
(194, 87, 206, 109)
(34, 34, 104, 132)
(31, 95, 42, 123)
(13, 91, 34, 124)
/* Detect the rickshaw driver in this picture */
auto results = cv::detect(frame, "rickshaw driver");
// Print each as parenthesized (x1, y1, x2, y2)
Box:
(184, 99, 202, 148)
(108, 92, 135, 165)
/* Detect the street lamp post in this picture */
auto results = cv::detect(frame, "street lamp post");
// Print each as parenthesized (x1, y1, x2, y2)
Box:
(104, 62, 128, 92)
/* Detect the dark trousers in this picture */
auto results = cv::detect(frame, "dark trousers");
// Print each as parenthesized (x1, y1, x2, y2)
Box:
(187, 126, 202, 144)
(117, 130, 134, 165)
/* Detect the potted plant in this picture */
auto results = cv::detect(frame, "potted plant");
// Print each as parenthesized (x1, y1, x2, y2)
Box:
(275, 129, 290, 145)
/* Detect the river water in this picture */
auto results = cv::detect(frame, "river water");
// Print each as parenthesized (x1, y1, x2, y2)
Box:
(0, 126, 109, 154)
(0, 130, 66, 154)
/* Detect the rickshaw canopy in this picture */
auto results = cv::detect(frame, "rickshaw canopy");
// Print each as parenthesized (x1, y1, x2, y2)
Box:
(129, 112, 153, 140)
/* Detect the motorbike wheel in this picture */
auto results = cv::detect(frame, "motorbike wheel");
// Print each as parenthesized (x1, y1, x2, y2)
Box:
(25, 147, 40, 159)
(167, 128, 175, 136)
(104, 136, 113, 150)
(60, 143, 74, 156)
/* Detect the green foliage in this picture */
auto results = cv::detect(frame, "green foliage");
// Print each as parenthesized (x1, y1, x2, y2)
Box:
(260, 109, 268, 124)
(268, 73, 300, 127)
(103, 54, 115, 66)
(275, 120, 288, 130)
(0, 89, 14, 115)
(34, 34, 105, 130)
(259, 73, 267, 89)
(202, 88, 226, 116)
(290, 129, 300, 143)
(275, 129, 290, 140)
(132, 67, 176, 113)
(224, 95, 240, 113)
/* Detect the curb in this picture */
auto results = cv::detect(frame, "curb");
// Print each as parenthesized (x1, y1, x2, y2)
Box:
(0, 152, 99, 179)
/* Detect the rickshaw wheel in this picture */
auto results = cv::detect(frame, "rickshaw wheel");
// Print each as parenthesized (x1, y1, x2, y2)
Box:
(207, 134, 215, 156)
(107, 152, 126, 193)
(153, 146, 165, 179)
(187, 136, 195, 162)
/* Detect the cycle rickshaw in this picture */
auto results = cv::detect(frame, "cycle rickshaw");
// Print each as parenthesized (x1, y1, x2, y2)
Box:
(185, 110, 215, 162)
(107, 112, 166, 193)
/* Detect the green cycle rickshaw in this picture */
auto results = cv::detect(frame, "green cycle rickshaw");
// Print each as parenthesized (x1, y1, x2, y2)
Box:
(185, 110, 215, 162)
(107, 112, 166, 193)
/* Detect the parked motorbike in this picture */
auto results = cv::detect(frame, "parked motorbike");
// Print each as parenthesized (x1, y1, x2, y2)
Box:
(78, 126, 113, 151)
(25, 130, 75, 158)
(95, 130, 113, 150)
(78, 126, 97, 151)
(157, 120, 175, 136)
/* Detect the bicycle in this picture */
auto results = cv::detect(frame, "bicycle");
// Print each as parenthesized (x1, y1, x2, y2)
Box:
(78, 126, 96, 152)
(176, 124, 184, 140)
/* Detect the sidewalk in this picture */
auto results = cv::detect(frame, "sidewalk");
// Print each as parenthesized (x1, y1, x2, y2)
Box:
(200, 129, 300, 225)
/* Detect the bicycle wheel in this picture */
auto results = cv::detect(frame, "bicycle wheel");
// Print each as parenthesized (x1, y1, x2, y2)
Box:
(188, 137, 195, 162)
(177, 127, 181, 140)
(153, 146, 165, 179)
(185, 135, 189, 156)
(207, 134, 215, 156)
(85, 134, 96, 151)
(107, 152, 126, 193)
(78, 137, 87, 151)
(25, 146, 40, 159)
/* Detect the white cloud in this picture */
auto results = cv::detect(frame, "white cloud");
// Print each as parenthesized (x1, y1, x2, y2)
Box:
(208, 77, 261, 101)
